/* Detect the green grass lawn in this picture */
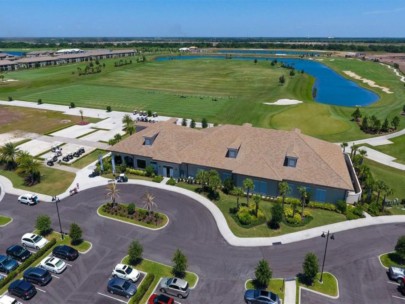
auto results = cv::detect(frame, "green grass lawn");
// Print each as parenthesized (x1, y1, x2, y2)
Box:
(5, 55, 403, 141)
(40, 230, 91, 253)
(246, 279, 285, 301)
(0, 215, 12, 226)
(176, 183, 346, 237)
(70, 149, 106, 169)
(365, 159, 405, 199)
(369, 135, 405, 164)
(0, 165, 75, 196)
(380, 252, 404, 268)
(121, 256, 198, 303)
(299, 273, 338, 297)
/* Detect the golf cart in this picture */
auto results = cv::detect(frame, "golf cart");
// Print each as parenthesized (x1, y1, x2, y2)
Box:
(115, 173, 128, 183)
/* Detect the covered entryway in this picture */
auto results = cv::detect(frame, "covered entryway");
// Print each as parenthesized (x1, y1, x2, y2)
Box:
(163, 166, 174, 177)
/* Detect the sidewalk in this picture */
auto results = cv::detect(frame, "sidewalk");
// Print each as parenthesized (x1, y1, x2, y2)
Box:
(284, 279, 297, 304)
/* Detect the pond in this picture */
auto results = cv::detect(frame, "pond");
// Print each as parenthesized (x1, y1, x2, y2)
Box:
(217, 49, 322, 56)
(155, 55, 379, 107)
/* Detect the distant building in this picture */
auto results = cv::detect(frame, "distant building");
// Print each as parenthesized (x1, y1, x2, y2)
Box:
(110, 120, 361, 204)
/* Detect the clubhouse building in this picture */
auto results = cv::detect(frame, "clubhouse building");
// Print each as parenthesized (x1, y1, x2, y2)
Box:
(110, 120, 361, 204)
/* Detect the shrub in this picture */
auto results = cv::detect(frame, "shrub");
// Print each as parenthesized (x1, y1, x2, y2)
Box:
(395, 236, 405, 262)
(269, 203, 283, 229)
(308, 201, 337, 212)
(126, 168, 147, 176)
(145, 165, 155, 177)
(302, 252, 319, 285)
(367, 202, 380, 216)
(36, 215, 52, 236)
(152, 175, 163, 183)
(238, 212, 252, 225)
(69, 223, 83, 245)
(128, 240, 143, 265)
(336, 200, 347, 214)
(285, 213, 302, 225)
(8, 96, 13, 101)
(70, 102, 75, 108)
(147, 110, 152, 117)
(201, 118, 208, 128)
(352, 205, 364, 217)
(127, 203, 135, 215)
(129, 273, 155, 304)
(222, 177, 234, 194)
(166, 177, 176, 186)
(37, 98, 42, 105)
(254, 259, 272, 289)
(106, 105, 112, 112)
(172, 249, 188, 278)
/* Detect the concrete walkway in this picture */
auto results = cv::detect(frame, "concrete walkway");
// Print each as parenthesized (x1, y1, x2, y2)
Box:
(284, 279, 297, 304)
(37, 134, 109, 150)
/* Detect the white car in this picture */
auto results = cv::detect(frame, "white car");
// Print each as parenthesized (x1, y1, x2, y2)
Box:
(40, 257, 66, 274)
(21, 233, 48, 250)
(18, 194, 39, 205)
(111, 264, 140, 283)
(0, 294, 22, 304)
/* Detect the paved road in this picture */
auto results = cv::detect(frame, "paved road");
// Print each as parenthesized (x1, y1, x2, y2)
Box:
(1, 185, 405, 303)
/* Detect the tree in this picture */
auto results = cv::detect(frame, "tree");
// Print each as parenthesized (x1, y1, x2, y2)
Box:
(122, 114, 135, 135)
(0, 142, 19, 170)
(395, 236, 405, 262)
(182, 118, 187, 126)
(128, 240, 143, 265)
(172, 249, 188, 278)
(392, 116, 400, 130)
(303, 252, 319, 285)
(361, 116, 369, 132)
(222, 177, 234, 194)
(201, 118, 208, 128)
(69, 223, 83, 245)
(106, 182, 120, 207)
(403, 104, 405, 113)
(382, 118, 389, 132)
(351, 107, 362, 121)
(79, 109, 84, 122)
(254, 58, 257, 64)
(143, 191, 157, 214)
(127, 125, 135, 135)
(289, 69, 295, 76)
(254, 259, 272, 288)
(298, 186, 308, 217)
(196, 169, 209, 187)
(208, 170, 221, 191)
(16, 153, 41, 185)
(231, 187, 244, 210)
(106, 105, 112, 112)
(190, 119, 196, 128)
(340, 142, 348, 153)
(243, 178, 254, 205)
(375, 180, 386, 205)
(278, 181, 290, 210)
(381, 185, 394, 212)
(269, 203, 283, 229)
(279, 75, 285, 84)
(0, 74, 4, 82)
(36, 215, 52, 236)
(70, 102, 75, 108)
(253, 194, 261, 217)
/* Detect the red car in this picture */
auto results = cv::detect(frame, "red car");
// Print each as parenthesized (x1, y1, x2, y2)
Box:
(148, 293, 174, 304)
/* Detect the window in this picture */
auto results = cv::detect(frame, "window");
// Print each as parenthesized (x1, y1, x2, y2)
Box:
(226, 148, 239, 158)
(137, 159, 146, 169)
(144, 138, 152, 145)
(284, 157, 297, 167)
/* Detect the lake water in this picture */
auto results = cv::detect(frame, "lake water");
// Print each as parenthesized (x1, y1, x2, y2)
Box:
(217, 49, 322, 56)
(0, 51, 25, 57)
(155, 55, 379, 107)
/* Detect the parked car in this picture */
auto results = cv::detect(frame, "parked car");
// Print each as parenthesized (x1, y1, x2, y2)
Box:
(389, 266, 405, 283)
(21, 233, 48, 250)
(0, 294, 22, 304)
(17, 194, 39, 205)
(115, 173, 128, 183)
(244, 289, 281, 304)
(159, 277, 190, 299)
(107, 277, 137, 299)
(8, 280, 37, 300)
(6, 245, 31, 262)
(40, 257, 66, 274)
(400, 277, 405, 295)
(148, 294, 174, 304)
(23, 267, 52, 286)
(112, 264, 140, 283)
(88, 170, 100, 178)
(0, 255, 18, 274)
(52, 245, 79, 261)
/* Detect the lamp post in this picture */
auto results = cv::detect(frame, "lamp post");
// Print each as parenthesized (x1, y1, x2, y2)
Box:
(53, 197, 64, 240)
(320, 230, 334, 283)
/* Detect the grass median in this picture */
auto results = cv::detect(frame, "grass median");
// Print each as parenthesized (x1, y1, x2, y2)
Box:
(380, 252, 404, 268)
(298, 272, 338, 297)
(0, 215, 12, 226)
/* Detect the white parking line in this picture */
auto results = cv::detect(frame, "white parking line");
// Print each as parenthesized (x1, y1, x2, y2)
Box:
(36, 287, 46, 293)
(175, 301, 182, 304)
(393, 295, 405, 301)
(388, 281, 400, 286)
(97, 292, 128, 303)
(51, 274, 60, 279)
(65, 263, 73, 267)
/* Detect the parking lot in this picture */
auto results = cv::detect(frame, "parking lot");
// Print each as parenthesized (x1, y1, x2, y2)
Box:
(147, 278, 192, 304)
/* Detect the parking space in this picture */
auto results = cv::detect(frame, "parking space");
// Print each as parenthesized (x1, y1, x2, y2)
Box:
(385, 279, 405, 302)
(17, 139, 62, 157)
(41, 144, 95, 165)
(147, 278, 191, 304)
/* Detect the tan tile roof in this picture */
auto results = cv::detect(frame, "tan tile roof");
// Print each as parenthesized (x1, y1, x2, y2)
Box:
(110, 122, 354, 191)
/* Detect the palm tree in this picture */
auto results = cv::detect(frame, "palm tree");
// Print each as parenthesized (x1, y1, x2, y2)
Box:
(340, 142, 348, 153)
(143, 191, 157, 215)
(0, 142, 19, 170)
(106, 182, 120, 207)
(381, 185, 394, 212)
(16, 153, 40, 185)
(127, 125, 135, 136)
(358, 149, 367, 165)
(278, 181, 290, 210)
(243, 178, 254, 205)
(297, 186, 308, 217)
(196, 170, 209, 188)
(79, 109, 84, 122)
(375, 180, 386, 205)
(231, 187, 244, 210)
(122, 114, 134, 135)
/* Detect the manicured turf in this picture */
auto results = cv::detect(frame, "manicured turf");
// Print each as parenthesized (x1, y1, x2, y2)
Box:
(41, 231, 91, 253)
(365, 159, 405, 199)
(1, 56, 403, 141)
(299, 272, 338, 297)
(70, 149, 106, 169)
(122, 256, 198, 303)
(246, 279, 285, 301)
(176, 183, 346, 238)
(0, 165, 75, 196)
(380, 252, 404, 268)
(370, 135, 405, 164)
(0, 215, 12, 226)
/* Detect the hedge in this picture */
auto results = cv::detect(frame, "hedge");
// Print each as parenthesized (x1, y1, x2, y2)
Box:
(152, 176, 164, 183)
(129, 273, 155, 304)
(0, 238, 57, 289)
(126, 168, 147, 176)
(308, 202, 337, 212)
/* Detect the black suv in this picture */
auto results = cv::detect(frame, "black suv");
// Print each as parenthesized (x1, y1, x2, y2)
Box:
(6, 244, 31, 262)
(52, 245, 79, 261)
(23, 267, 52, 286)
(8, 279, 37, 300)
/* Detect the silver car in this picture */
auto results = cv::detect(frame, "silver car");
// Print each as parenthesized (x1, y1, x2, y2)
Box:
(159, 277, 189, 299)
(389, 266, 405, 283)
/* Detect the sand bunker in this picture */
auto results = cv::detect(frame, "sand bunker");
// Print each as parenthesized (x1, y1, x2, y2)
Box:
(381, 63, 405, 83)
(264, 99, 303, 106)
(0, 79, 18, 82)
(343, 71, 393, 94)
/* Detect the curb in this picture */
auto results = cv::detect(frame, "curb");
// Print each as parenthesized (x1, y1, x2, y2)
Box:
(298, 272, 339, 300)
(0, 216, 13, 227)
(80, 241, 93, 255)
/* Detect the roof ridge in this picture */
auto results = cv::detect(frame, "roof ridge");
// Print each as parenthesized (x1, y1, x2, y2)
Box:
(296, 133, 352, 189)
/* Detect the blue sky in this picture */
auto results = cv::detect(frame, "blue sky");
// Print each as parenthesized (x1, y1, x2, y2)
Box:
(1, 0, 404, 37)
